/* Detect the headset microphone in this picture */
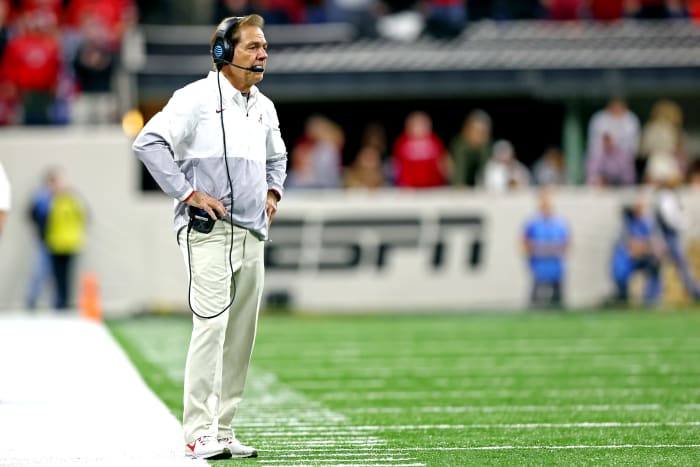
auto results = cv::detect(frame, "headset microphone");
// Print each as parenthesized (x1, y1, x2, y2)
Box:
(230, 62, 265, 73)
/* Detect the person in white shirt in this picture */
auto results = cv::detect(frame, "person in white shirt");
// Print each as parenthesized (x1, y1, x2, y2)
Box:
(481, 139, 532, 192)
(586, 97, 641, 182)
(650, 158, 700, 302)
(0, 162, 10, 237)
(132, 14, 287, 460)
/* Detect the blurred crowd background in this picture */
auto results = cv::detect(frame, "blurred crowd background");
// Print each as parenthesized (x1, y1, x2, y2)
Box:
(2, 0, 700, 311)
(2, 1, 700, 190)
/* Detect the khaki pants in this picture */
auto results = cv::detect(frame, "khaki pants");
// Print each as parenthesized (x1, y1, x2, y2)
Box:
(178, 221, 264, 443)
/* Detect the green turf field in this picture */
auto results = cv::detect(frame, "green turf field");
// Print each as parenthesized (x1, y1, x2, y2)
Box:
(107, 310, 700, 466)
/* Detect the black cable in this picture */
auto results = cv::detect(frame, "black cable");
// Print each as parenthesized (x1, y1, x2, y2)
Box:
(186, 70, 237, 319)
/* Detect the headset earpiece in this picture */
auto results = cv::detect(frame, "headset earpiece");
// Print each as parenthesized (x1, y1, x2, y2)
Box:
(212, 17, 241, 70)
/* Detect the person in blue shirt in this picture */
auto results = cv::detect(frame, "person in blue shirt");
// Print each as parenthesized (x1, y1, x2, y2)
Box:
(25, 168, 58, 309)
(610, 196, 662, 306)
(522, 188, 571, 309)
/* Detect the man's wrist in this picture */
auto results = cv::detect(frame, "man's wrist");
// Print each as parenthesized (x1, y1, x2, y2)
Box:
(268, 189, 281, 202)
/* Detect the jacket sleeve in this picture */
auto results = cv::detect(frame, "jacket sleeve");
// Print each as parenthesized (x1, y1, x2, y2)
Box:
(265, 103, 288, 200)
(132, 88, 197, 201)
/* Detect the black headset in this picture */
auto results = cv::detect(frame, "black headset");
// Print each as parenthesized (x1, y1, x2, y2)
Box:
(212, 16, 242, 70)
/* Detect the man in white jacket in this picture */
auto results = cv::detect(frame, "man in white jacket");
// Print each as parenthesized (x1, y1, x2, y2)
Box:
(132, 14, 287, 460)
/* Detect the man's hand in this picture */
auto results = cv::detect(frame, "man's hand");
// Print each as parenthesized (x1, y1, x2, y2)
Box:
(265, 191, 278, 225)
(185, 191, 227, 220)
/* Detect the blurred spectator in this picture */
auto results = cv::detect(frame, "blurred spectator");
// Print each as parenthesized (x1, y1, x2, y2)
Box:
(213, 0, 307, 25)
(533, 145, 567, 186)
(609, 196, 662, 307)
(343, 144, 386, 189)
(584, 0, 626, 21)
(650, 160, 700, 301)
(644, 151, 682, 188)
(689, 157, 700, 187)
(30, 169, 88, 309)
(0, 10, 62, 125)
(640, 98, 688, 183)
(627, 0, 687, 18)
(70, 11, 117, 124)
(269, 0, 308, 23)
(287, 114, 344, 189)
(586, 132, 636, 187)
(390, 110, 450, 188)
(0, 160, 10, 237)
(136, 0, 173, 23)
(11, 0, 64, 22)
(448, 109, 492, 188)
(480, 139, 532, 192)
(0, 0, 9, 56)
(283, 140, 315, 190)
(0, 77, 17, 124)
(359, 120, 393, 184)
(491, 0, 542, 19)
(540, 0, 583, 20)
(361, 120, 388, 154)
(212, 0, 256, 23)
(26, 167, 58, 309)
(376, 2, 425, 41)
(640, 99, 682, 158)
(586, 97, 640, 182)
(63, 0, 138, 51)
(422, 0, 467, 38)
(522, 188, 571, 309)
(690, 0, 700, 21)
(306, 113, 344, 187)
(325, 0, 379, 38)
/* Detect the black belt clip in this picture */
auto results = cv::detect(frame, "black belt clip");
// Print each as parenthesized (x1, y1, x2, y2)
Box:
(188, 206, 218, 234)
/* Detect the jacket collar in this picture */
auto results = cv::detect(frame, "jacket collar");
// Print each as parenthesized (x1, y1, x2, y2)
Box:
(207, 71, 258, 106)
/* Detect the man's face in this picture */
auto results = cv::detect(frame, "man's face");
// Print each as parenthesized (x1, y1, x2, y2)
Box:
(232, 25, 268, 86)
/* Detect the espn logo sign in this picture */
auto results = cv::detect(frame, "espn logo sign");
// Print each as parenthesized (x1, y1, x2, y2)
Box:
(265, 215, 485, 271)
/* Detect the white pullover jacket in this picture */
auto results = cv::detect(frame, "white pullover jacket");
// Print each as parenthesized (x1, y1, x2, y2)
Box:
(133, 71, 287, 241)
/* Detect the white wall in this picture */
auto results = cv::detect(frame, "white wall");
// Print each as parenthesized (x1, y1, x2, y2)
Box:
(0, 127, 184, 314)
(1, 127, 698, 315)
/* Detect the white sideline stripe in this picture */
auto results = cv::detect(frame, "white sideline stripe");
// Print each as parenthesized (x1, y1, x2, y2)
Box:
(260, 464, 425, 467)
(241, 404, 663, 420)
(264, 444, 700, 453)
(260, 439, 387, 444)
(320, 388, 700, 400)
(341, 404, 664, 414)
(446, 444, 700, 451)
(267, 453, 417, 458)
(238, 421, 700, 436)
(0, 314, 207, 467)
(259, 457, 417, 462)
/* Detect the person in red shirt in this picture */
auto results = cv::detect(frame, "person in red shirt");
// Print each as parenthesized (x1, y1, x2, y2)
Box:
(64, 0, 137, 50)
(690, 0, 700, 20)
(0, 10, 61, 124)
(541, 0, 583, 20)
(390, 110, 450, 188)
(585, 0, 626, 21)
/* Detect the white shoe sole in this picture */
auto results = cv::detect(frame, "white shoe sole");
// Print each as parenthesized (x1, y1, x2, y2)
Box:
(185, 447, 232, 460)
(230, 449, 258, 458)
